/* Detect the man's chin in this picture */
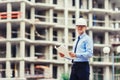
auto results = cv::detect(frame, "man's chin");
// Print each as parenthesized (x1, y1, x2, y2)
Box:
(78, 32, 83, 35)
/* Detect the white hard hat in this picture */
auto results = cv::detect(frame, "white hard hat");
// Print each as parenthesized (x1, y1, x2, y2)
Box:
(75, 18, 87, 26)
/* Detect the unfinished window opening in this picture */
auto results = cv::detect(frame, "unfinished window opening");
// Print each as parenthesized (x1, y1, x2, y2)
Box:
(0, 63, 6, 78)
(68, 29, 75, 43)
(25, 63, 30, 76)
(93, 0, 104, 9)
(68, 46, 73, 52)
(109, 34, 120, 43)
(25, 45, 30, 57)
(53, 0, 57, 4)
(0, 3, 6, 12)
(53, 13, 57, 23)
(92, 13, 105, 27)
(12, 27, 20, 38)
(11, 3, 22, 19)
(11, 63, 15, 78)
(53, 30, 57, 41)
(53, 46, 57, 60)
(25, 27, 30, 39)
(35, 10, 46, 22)
(11, 45, 17, 57)
(10, 63, 19, 78)
(0, 5, 7, 20)
(68, 12, 75, 25)
(93, 32, 105, 44)
(35, 46, 45, 59)
(35, 0, 46, 3)
(72, 31, 75, 41)
(26, 9, 31, 19)
(35, 28, 46, 40)
(79, 0, 83, 8)
(53, 29, 65, 43)
(53, 65, 57, 78)
(0, 45, 6, 58)
(34, 64, 49, 78)
(0, 26, 6, 39)
(93, 0, 98, 8)
(72, 14, 75, 24)
(93, 48, 103, 62)
(93, 66, 103, 80)
(72, 0, 75, 6)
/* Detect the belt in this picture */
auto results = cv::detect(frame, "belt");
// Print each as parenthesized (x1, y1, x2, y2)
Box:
(73, 61, 88, 63)
(72, 59, 88, 63)
(73, 62, 89, 65)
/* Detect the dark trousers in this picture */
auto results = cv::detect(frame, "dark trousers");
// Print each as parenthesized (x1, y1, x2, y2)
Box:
(70, 62, 90, 80)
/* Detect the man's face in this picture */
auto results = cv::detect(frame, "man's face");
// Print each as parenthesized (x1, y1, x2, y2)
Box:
(76, 25, 86, 35)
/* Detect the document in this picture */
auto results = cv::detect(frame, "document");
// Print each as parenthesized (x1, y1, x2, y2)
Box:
(55, 45, 72, 60)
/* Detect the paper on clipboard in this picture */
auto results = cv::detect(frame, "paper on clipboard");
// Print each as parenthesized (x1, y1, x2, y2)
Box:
(55, 45, 72, 60)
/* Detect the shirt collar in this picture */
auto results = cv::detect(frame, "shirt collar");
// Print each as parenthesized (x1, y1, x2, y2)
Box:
(78, 33, 86, 39)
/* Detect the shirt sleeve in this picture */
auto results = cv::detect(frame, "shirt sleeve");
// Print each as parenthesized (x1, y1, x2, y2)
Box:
(76, 37, 93, 58)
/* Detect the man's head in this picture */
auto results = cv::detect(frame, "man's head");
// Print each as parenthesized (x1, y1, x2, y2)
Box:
(75, 18, 87, 35)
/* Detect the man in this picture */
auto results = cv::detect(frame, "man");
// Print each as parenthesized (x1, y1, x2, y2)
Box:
(59, 18, 93, 80)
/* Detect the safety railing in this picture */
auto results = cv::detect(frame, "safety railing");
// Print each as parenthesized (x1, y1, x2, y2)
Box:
(93, 73, 103, 80)
(93, 55, 120, 63)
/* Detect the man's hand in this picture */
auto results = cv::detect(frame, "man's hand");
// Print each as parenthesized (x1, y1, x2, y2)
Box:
(69, 52, 76, 58)
(59, 53, 65, 57)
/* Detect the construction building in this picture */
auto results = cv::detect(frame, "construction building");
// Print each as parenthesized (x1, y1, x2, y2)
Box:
(0, 0, 120, 80)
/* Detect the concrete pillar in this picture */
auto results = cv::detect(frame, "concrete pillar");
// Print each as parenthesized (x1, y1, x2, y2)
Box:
(75, 0, 80, 37)
(90, 65, 93, 80)
(7, 22, 11, 39)
(88, 31, 93, 62)
(31, 7, 35, 22)
(49, 64, 53, 78)
(64, 0, 69, 44)
(6, 42, 11, 58)
(7, 3, 12, 20)
(49, 8, 53, 23)
(64, 0, 69, 73)
(6, 61, 11, 78)
(105, 32, 109, 45)
(89, 0, 93, 9)
(19, 21, 25, 78)
(48, 6, 53, 42)
(104, 66, 110, 80)
(20, 41, 25, 58)
(30, 24, 35, 40)
(19, 61, 25, 77)
(30, 64, 35, 75)
(49, 45, 53, 60)
(20, 2, 26, 19)
(75, 0, 79, 18)
(30, 45, 35, 57)
(105, 13, 109, 27)
(6, 42, 11, 78)
(83, 0, 87, 9)
(89, 13, 93, 27)
(20, 22, 25, 38)
(19, 41, 25, 78)
(105, 0, 109, 9)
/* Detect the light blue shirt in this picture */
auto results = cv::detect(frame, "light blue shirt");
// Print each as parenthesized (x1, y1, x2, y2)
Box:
(73, 33, 93, 62)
